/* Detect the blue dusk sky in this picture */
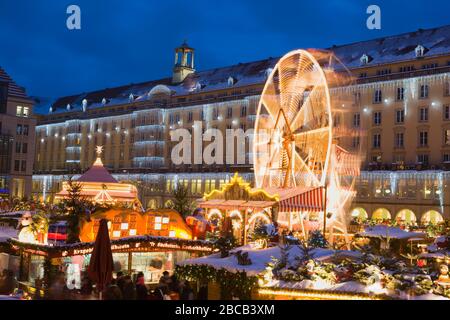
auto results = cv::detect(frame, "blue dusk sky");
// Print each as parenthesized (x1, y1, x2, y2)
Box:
(0, 0, 449, 98)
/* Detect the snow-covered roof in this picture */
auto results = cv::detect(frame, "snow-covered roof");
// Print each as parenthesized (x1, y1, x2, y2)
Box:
(35, 24, 450, 116)
(177, 245, 358, 276)
(0, 227, 17, 242)
(358, 225, 426, 240)
(77, 157, 118, 183)
(329, 25, 450, 69)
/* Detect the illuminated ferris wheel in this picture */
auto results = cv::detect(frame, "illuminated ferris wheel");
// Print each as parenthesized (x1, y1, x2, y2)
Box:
(253, 49, 333, 189)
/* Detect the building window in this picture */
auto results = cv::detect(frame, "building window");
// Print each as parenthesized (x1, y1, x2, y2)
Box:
(200, 110, 205, 121)
(352, 136, 360, 149)
(373, 111, 382, 126)
(169, 114, 174, 125)
(399, 65, 414, 73)
(420, 84, 429, 99)
(16, 124, 22, 135)
(419, 107, 428, 122)
(444, 105, 450, 120)
(16, 106, 23, 117)
(445, 129, 450, 145)
(395, 109, 405, 124)
(373, 134, 381, 149)
(23, 125, 29, 136)
(373, 89, 382, 104)
(227, 107, 233, 119)
(417, 154, 429, 165)
(22, 143, 27, 154)
(187, 111, 193, 123)
(376, 69, 391, 76)
(444, 82, 450, 96)
(395, 133, 404, 148)
(396, 87, 405, 101)
(240, 105, 247, 117)
(15, 142, 21, 153)
(443, 153, 450, 163)
(14, 160, 20, 171)
(213, 108, 219, 120)
(353, 113, 360, 127)
(21, 160, 26, 172)
(419, 131, 428, 147)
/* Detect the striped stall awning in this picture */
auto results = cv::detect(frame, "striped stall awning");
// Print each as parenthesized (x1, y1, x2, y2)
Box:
(279, 187, 324, 212)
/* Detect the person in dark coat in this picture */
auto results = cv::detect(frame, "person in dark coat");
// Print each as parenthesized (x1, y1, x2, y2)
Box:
(104, 279, 123, 300)
(121, 276, 136, 300)
(178, 280, 194, 300)
(116, 271, 125, 293)
(135, 272, 148, 300)
(152, 283, 169, 300)
(1, 270, 17, 295)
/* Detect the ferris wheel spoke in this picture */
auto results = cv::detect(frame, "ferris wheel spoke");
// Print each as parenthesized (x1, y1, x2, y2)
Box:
(293, 150, 320, 186)
(293, 126, 330, 139)
(290, 85, 324, 132)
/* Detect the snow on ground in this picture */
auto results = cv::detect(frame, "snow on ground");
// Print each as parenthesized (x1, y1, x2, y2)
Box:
(358, 225, 426, 240)
(178, 245, 360, 276)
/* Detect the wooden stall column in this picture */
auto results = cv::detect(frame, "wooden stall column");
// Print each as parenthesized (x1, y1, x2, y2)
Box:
(127, 252, 132, 274)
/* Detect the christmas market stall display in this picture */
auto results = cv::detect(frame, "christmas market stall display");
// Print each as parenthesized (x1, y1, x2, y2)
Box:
(55, 146, 142, 209)
(197, 173, 326, 245)
(0, 148, 216, 291)
(176, 236, 450, 300)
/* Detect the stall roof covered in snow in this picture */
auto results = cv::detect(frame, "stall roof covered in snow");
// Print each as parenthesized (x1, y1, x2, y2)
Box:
(358, 225, 426, 240)
(177, 245, 361, 276)
(0, 227, 17, 242)
(35, 25, 450, 116)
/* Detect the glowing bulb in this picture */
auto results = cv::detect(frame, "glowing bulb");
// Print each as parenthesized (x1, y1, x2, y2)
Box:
(375, 189, 381, 194)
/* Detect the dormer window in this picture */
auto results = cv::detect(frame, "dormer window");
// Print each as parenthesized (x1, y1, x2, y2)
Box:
(415, 45, 426, 58)
(49, 106, 53, 113)
(228, 76, 236, 87)
(264, 68, 273, 78)
(66, 104, 71, 111)
(360, 54, 371, 65)
(129, 93, 134, 102)
(102, 98, 107, 105)
(82, 99, 88, 112)
(195, 82, 202, 92)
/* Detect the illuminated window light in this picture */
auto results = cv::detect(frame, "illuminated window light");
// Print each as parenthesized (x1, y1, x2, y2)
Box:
(155, 223, 162, 230)
(375, 189, 381, 194)
(169, 230, 176, 238)
(162, 217, 169, 224)
(112, 231, 121, 238)
(129, 229, 137, 236)
(41, 139, 44, 143)
(155, 217, 162, 223)
(385, 189, 391, 194)
(436, 190, 442, 195)
(424, 189, 431, 195)
(120, 223, 129, 230)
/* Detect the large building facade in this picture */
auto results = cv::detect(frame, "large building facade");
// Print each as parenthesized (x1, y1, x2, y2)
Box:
(0, 67, 35, 198)
(33, 25, 450, 225)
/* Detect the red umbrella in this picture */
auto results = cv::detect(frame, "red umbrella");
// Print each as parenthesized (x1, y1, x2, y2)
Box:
(88, 219, 114, 299)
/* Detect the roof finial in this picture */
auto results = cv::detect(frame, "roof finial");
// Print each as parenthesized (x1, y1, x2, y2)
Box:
(93, 146, 104, 166)
(96, 145, 104, 156)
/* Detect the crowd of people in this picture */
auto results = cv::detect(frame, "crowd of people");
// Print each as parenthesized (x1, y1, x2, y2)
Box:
(0, 268, 196, 300)
(0, 269, 18, 295)
(103, 270, 194, 300)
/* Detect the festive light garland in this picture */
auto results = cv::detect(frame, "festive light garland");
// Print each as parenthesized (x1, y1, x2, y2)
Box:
(175, 264, 258, 300)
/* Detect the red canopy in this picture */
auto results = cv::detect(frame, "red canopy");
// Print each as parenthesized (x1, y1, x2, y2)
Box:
(88, 219, 114, 294)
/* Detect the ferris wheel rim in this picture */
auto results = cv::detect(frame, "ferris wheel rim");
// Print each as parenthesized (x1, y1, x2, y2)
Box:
(253, 49, 333, 189)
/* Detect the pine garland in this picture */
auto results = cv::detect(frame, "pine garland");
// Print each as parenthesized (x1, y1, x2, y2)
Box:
(175, 264, 258, 300)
